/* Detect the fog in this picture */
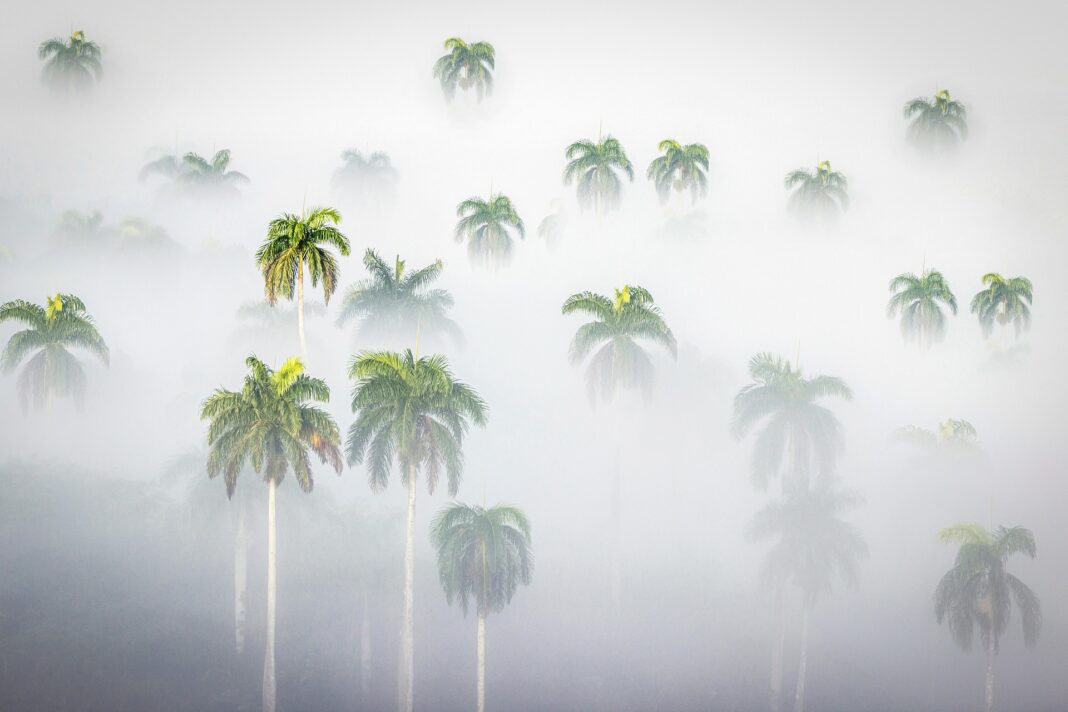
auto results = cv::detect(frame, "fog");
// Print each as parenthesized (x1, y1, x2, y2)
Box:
(1, 1, 1066, 711)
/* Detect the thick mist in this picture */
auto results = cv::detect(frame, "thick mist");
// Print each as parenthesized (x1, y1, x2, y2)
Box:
(1, 1, 1066, 711)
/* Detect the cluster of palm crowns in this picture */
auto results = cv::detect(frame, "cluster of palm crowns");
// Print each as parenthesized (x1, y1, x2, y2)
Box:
(0, 31, 1041, 712)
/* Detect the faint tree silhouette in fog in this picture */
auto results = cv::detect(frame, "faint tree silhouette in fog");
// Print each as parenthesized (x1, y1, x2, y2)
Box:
(433, 38, 495, 102)
(38, 30, 102, 91)
(536, 198, 568, 248)
(333, 149, 399, 202)
(647, 140, 709, 204)
(140, 149, 249, 196)
(904, 89, 968, 152)
(970, 273, 1033, 339)
(894, 418, 980, 453)
(454, 193, 525, 269)
(784, 161, 849, 222)
(563, 134, 634, 215)
(887, 268, 958, 348)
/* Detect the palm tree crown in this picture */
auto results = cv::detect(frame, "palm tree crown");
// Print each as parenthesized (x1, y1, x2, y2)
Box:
(970, 273, 1033, 338)
(784, 160, 849, 220)
(0, 294, 109, 412)
(887, 269, 958, 347)
(731, 353, 853, 488)
(333, 149, 398, 194)
(561, 285, 677, 404)
(563, 135, 634, 214)
(433, 38, 495, 102)
(895, 418, 979, 452)
(454, 194, 525, 268)
(646, 140, 710, 204)
(904, 89, 968, 150)
(38, 30, 102, 90)
(256, 206, 351, 307)
(140, 149, 249, 190)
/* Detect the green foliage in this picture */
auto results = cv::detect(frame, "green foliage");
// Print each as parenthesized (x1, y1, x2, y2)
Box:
(0, 294, 109, 412)
(140, 149, 249, 190)
(346, 350, 487, 496)
(935, 523, 1042, 652)
(784, 160, 849, 221)
(454, 194, 525, 268)
(894, 419, 979, 452)
(38, 30, 102, 91)
(431, 502, 534, 617)
(563, 135, 634, 214)
(255, 206, 351, 306)
(337, 249, 462, 346)
(199, 355, 342, 497)
(887, 269, 958, 347)
(970, 273, 1033, 339)
(432, 38, 495, 102)
(646, 139, 710, 204)
(333, 149, 399, 196)
(731, 353, 852, 488)
(561, 285, 677, 404)
(904, 90, 968, 151)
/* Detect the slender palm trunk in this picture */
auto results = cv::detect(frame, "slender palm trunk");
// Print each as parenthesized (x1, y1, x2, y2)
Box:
(360, 594, 372, 702)
(398, 468, 417, 712)
(263, 479, 277, 712)
(793, 606, 810, 712)
(477, 613, 486, 712)
(297, 257, 307, 359)
(234, 501, 248, 655)
(984, 637, 995, 712)
(769, 586, 785, 712)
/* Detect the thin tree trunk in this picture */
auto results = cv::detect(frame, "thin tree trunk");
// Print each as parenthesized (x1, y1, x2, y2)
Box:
(234, 501, 248, 655)
(769, 586, 785, 712)
(793, 606, 810, 712)
(263, 479, 277, 712)
(985, 637, 995, 712)
(610, 456, 622, 617)
(477, 613, 486, 712)
(360, 593, 372, 702)
(398, 469, 417, 712)
(297, 257, 307, 360)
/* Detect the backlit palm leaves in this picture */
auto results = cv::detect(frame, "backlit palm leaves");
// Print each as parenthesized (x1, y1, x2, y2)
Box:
(333, 149, 398, 198)
(38, 30, 102, 91)
(970, 273, 1033, 339)
(561, 285, 677, 404)
(563, 136, 634, 214)
(647, 140, 710, 204)
(0, 294, 109, 412)
(904, 90, 968, 151)
(887, 269, 958, 348)
(784, 161, 849, 221)
(454, 194, 525, 268)
(433, 38, 495, 102)
(731, 353, 852, 488)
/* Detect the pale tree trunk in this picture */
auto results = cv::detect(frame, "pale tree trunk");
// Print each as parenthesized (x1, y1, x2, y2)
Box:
(985, 637, 995, 712)
(263, 479, 277, 712)
(234, 501, 248, 655)
(297, 257, 307, 360)
(793, 606, 810, 712)
(477, 613, 486, 712)
(769, 586, 785, 712)
(359, 593, 372, 702)
(398, 469, 417, 712)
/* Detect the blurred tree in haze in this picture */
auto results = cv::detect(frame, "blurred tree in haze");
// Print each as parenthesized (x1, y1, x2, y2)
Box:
(140, 149, 249, 196)
(887, 268, 958, 348)
(332, 149, 398, 202)
(647, 140, 710, 205)
(894, 418, 980, 453)
(454, 194, 525, 268)
(536, 198, 568, 248)
(563, 134, 634, 215)
(904, 89, 968, 151)
(784, 161, 849, 222)
(38, 30, 102, 91)
(970, 273, 1033, 339)
(433, 38, 495, 102)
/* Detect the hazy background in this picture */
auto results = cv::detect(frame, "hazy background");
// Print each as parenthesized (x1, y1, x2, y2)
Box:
(1, 1, 1066, 710)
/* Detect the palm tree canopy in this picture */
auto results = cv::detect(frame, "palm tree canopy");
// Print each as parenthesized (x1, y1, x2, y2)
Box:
(904, 89, 968, 146)
(646, 139, 710, 204)
(454, 193, 525, 267)
(200, 356, 342, 497)
(38, 30, 102, 87)
(887, 269, 958, 346)
(336, 249, 462, 345)
(346, 350, 487, 496)
(432, 38, 495, 101)
(561, 285, 677, 403)
(333, 149, 399, 189)
(431, 502, 534, 617)
(731, 353, 853, 487)
(563, 135, 634, 212)
(894, 419, 979, 451)
(935, 523, 1041, 652)
(255, 206, 351, 305)
(970, 273, 1033, 338)
(0, 294, 109, 412)
(784, 160, 849, 217)
(140, 149, 249, 186)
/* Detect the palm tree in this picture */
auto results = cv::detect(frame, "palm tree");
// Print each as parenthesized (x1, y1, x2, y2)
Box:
(454, 194, 525, 268)
(935, 524, 1042, 712)
(894, 418, 979, 452)
(536, 199, 567, 248)
(784, 161, 849, 221)
(731, 353, 853, 489)
(904, 89, 968, 151)
(345, 350, 487, 712)
(432, 38, 495, 101)
(38, 30, 102, 90)
(646, 140, 710, 204)
(970, 273, 1033, 339)
(431, 502, 533, 712)
(333, 149, 399, 198)
(200, 356, 342, 712)
(179, 150, 249, 187)
(563, 135, 634, 214)
(749, 476, 867, 712)
(336, 249, 462, 348)
(0, 294, 109, 413)
(255, 206, 351, 358)
(52, 209, 105, 246)
(887, 269, 958, 348)
(561, 285, 677, 404)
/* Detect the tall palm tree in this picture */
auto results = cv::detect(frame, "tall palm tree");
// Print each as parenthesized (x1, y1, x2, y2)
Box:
(454, 194, 525, 268)
(431, 502, 533, 712)
(894, 418, 979, 452)
(346, 351, 487, 712)
(904, 89, 968, 151)
(749, 476, 867, 712)
(970, 273, 1033, 339)
(935, 524, 1042, 712)
(200, 356, 342, 712)
(38, 30, 102, 90)
(336, 249, 462, 347)
(255, 206, 351, 358)
(0, 294, 109, 413)
(887, 268, 958, 348)
(646, 140, 710, 204)
(784, 161, 849, 221)
(333, 149, 399, 198)
(731, 353, 853, 489)
(563, 135, 634, 215)
(561, 285, 677, 404)
(432, 38, 495, 101)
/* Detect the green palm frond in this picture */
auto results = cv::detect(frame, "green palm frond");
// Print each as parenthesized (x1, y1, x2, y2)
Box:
(784, 161, 849, 221)
(255, 206, 351, 305)
(433, 38, 496, 102)
(563, 135, 634, 214)
(454, 193, 525, 269)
